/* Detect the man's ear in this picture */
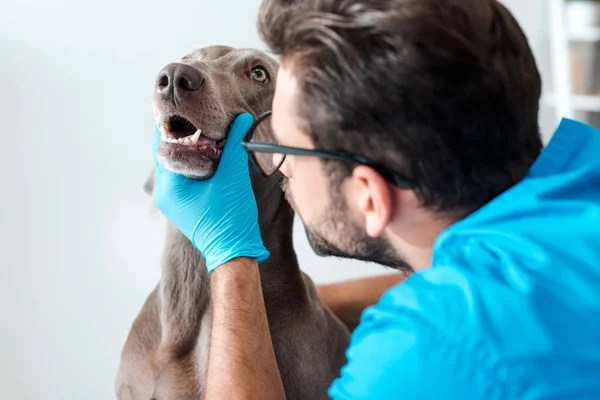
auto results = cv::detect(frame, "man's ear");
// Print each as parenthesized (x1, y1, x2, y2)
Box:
(143, 168, 155, 196)
(352, 166, 393, 237)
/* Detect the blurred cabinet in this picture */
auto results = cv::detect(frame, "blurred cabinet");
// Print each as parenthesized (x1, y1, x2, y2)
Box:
(543, 0, 600, 127)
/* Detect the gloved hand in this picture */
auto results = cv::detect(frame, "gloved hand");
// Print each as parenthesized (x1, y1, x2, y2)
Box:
(152, 113, 270, 272)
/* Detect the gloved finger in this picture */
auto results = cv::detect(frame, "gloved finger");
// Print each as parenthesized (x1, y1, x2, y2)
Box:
(153, 161, 187, 209)
(217, 113, 254, 170)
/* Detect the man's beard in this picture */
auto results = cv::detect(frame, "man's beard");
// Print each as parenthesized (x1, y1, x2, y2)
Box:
(284, 179, 413, 274)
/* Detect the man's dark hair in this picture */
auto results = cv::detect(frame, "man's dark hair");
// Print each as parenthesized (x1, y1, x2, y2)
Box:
(258, 0, 543, 215)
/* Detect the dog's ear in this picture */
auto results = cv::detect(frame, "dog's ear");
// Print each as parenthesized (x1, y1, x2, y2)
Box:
(143, 168, 161, 218)
(143, 168, 155, 196)
(254, 120, 277, 174)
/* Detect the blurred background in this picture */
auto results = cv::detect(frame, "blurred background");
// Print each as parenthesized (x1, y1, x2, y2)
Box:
(0, 0, 598, 398)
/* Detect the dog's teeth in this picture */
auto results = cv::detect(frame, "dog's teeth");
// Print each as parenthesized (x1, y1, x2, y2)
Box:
(159, 126, 168, 140)
(190, 129, 202, 145)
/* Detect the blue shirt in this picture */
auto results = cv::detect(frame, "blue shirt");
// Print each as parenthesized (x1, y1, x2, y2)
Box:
(329, 119, 600, 399)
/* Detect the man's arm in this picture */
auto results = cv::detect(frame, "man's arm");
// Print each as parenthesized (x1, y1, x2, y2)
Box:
(154, 115, 280, 397)
(317, 274, 407, 331)
(206, 257, 285, 400)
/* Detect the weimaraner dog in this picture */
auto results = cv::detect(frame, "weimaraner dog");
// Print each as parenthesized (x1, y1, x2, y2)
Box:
(116, 46, 350, 400)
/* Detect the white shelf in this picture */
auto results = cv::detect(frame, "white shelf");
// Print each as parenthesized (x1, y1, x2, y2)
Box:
(568, 27, 600, 42)
(547, 0, 599, 123)
(543, 93, 600, 112)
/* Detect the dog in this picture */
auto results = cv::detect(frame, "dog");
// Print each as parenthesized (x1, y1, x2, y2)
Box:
(116, 46, 351, 400)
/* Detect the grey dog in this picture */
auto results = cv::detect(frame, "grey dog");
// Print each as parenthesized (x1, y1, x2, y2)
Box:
(116, 46, 351, 400)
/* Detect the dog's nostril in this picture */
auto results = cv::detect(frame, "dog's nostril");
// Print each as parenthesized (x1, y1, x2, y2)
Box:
(156, 63, 203, 96)
(157, 74, 169, 89)
(176, 73, 202, 91)
(178, 76, 196, 91)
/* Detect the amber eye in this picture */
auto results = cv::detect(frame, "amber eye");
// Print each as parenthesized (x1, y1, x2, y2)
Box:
(251, 67, 269, 83)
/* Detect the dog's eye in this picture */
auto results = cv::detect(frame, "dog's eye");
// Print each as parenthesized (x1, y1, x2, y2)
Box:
(251, 67, 269, 83)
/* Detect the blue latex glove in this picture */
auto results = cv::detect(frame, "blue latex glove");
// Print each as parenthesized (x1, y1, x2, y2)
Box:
(152, 113, 270, 272)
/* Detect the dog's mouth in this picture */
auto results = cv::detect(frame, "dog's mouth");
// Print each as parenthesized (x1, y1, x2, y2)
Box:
(158, 115, 226, 156)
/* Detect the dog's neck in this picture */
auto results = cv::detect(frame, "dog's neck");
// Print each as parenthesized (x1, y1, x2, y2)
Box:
(251, 170, 304, 297)
(157, 169, 303, 354)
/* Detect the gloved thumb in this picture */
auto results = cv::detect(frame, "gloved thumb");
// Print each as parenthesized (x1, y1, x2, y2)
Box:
(218, 113, 254, 168)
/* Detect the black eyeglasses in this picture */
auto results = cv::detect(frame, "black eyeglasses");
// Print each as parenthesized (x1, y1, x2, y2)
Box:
(241, 111, 415, 189)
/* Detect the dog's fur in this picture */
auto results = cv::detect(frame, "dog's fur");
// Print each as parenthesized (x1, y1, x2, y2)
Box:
(116, 46, 350, 400)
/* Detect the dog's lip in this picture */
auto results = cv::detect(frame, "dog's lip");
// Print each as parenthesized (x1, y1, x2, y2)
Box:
(160, 128, 226, 146)
(157, 122, 227, 159)
(158, 127, 226, 157)
(156, 113, 228, 141)
(159, 125, 212, 145)
(159, 139, 225, 161)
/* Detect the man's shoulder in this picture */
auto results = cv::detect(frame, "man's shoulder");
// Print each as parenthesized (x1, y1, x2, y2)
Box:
(328, 269, 505, 399)
(330, 265, 600, 399)
(368, 266, 480, 336)
(362, 267, 498, 365)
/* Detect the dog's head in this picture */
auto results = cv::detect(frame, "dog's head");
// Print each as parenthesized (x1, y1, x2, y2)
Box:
(153, 45, 279, 180)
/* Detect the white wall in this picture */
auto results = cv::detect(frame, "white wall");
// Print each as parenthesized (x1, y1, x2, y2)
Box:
(0, 1, 552, 398)
(499, 0, 558, 143)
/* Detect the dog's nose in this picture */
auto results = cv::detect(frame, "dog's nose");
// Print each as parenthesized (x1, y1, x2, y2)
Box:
(156, 63, 204, 97)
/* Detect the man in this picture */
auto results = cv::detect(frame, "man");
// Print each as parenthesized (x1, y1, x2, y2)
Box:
(152, 0, 600, 398)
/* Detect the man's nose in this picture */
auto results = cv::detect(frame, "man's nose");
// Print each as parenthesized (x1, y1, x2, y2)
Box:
(278, 156, 292, 179)
(155, 63, 205, 99)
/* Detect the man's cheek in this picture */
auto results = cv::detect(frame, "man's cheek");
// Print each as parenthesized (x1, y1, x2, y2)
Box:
(287, 183, 305, 214)
(282, 179, 299, 211)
